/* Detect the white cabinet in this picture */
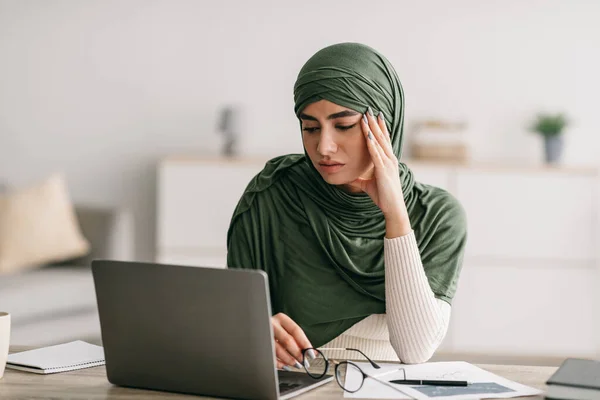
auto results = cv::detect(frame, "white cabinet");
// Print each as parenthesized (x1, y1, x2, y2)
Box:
(455, 170, 597, 262)
(447, 167, 600, 360)
(157, 156, 600, 361)
(450, 263, 598, 358)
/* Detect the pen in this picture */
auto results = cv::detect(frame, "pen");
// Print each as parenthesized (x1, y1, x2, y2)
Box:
(389, 379, 469, 387)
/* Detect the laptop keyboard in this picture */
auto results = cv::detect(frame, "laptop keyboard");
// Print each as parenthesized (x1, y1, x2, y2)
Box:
(278, 382, 303, 395)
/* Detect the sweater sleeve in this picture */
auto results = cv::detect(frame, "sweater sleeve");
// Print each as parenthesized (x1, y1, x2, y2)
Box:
(384, 230, 452, 364)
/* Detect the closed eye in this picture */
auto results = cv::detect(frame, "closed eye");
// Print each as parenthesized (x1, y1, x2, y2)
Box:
(336, 124, 356, 131)
(302, 127, 320, 133)
(302, 123, 357, 133)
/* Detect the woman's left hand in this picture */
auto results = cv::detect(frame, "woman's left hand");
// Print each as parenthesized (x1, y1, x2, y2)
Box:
(349, 109, 409, 223)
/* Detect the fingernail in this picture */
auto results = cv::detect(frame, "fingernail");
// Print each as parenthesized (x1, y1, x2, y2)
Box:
(367, 106, 374, 116)
(378, 111, 384, 120)
(363, 114, 368, 124)
(368, 131, 373, 140)
(294, 361, 303, 369)
(307, 349, 316, 360)
(304, 359, 311, 369)
(283, 366, 293, 372)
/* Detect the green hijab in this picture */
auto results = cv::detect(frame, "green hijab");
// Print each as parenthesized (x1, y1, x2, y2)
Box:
(227, 43, 467, 347)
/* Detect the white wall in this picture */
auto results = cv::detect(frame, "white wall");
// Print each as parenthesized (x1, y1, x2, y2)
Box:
(1, 0, 599, 261)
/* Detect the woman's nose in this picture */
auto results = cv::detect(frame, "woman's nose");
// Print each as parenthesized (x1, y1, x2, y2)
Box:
(317, 131, 337, 156)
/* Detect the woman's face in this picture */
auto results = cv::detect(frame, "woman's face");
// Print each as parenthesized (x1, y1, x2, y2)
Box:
(301, 100, 374, 192)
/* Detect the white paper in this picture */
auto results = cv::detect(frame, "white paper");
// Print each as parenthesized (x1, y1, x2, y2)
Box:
(343, 361, 543, 400)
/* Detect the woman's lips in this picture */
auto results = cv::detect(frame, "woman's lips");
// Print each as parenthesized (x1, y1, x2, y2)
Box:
(319, 163, 345, 173)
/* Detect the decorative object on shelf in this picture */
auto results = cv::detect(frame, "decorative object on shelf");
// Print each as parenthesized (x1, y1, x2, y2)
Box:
(529, 113, 569, 164)
(408, 119, 469, 163)
(216, 104, 243, 157)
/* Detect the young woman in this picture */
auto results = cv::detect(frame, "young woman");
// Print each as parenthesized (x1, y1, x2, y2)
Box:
(226, 43, 467, 369)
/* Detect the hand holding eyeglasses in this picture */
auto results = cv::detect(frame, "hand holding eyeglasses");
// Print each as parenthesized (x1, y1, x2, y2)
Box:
(271, 314, 467, 397)
(271, 313, 315, 371)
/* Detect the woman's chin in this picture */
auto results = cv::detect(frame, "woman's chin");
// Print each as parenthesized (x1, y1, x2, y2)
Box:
(319, 173, 347, 185)
(320, 174, 356, 189)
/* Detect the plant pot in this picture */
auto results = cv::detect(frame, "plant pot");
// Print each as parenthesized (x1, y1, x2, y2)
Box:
(543, 135, 563, 164)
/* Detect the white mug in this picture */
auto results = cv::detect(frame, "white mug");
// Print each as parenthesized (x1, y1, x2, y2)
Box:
(0, 312, 10, 379)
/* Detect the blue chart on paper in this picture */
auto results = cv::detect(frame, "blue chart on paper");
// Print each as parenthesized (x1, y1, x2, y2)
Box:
(412, 382, 516, 397)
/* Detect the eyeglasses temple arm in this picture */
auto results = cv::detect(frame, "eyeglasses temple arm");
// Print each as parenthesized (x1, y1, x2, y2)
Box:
(343, 348, 381, 369)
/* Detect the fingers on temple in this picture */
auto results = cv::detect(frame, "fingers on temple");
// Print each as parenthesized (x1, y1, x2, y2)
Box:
(377, 111, 390, 138)
(374, 112, 394, 159)
(364, 118, 385, 168)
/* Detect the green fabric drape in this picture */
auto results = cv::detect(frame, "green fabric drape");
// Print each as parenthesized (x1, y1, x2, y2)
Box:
(226, 43, 467, 347)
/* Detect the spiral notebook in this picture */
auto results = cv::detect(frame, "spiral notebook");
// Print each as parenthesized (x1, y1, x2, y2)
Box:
(6, 340, 105, 374)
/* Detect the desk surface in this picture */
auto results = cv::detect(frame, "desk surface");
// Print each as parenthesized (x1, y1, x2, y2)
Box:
(0, 347, 556, 399)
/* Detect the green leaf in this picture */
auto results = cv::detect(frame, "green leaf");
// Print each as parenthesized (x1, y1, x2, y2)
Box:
(529, 113, 569, 137)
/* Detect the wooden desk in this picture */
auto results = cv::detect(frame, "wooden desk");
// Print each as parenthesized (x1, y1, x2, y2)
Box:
(0, 347, 556, 399)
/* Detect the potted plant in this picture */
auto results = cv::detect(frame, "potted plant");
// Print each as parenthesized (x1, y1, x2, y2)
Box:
(529, 113, 569, 164)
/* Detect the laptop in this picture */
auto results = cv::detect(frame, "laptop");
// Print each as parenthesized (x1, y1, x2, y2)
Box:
(91, 260, 333, 400)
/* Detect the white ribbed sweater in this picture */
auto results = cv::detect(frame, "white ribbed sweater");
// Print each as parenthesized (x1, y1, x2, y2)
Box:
(322, 230, 451, 363)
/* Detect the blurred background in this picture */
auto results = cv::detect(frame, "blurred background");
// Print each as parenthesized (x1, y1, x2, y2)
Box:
(0, 0, 598, 366)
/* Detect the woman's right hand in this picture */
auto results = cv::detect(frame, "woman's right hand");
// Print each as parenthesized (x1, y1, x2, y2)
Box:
(272, 312, 315, 370)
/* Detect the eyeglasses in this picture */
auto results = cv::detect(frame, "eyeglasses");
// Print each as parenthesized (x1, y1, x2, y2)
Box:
(299, 347, 414, 397)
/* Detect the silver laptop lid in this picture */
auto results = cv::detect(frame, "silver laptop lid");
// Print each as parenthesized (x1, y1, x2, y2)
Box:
(92, 260, 280, 400)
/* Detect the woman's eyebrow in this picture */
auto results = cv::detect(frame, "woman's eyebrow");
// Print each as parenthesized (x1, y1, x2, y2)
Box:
(299, 110, 360, 121)
(328, 110, 359, 119)
(299, 113, 318, 121)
